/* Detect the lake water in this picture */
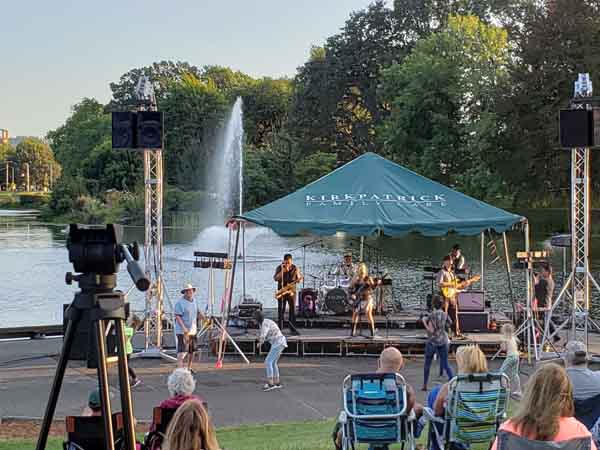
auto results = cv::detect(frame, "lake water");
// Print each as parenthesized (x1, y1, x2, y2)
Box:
(1, 209, 599, 328)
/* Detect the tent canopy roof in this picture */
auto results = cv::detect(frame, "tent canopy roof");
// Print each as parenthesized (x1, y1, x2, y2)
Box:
(239, 152, 525, 237)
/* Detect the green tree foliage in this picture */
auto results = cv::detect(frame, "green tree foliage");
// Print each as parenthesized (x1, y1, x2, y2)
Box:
(202, 65, 255, 95)
(161, 73, 229, 190)
(291, 1, 408, 161)
(498, 0, 600, 204)
(48, 175, 88, 215)
(379, 15, 509, 200)
(13, 138, 61, 191)
(241, 78, 293, 148)
(0, 142, 14, 162)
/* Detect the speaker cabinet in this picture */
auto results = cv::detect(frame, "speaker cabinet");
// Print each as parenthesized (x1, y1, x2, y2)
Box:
(458, 311, 489, 332)
(458, 291, 485, 312)
(112, 112, 137, 149)
(137, 111, 163, 149)
(560, 109, 593, 148)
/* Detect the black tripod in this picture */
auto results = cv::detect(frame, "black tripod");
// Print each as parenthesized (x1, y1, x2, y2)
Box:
(36, 224, 149, 450)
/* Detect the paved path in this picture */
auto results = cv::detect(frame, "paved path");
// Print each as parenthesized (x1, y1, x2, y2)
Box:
(0, 338, 516, 427)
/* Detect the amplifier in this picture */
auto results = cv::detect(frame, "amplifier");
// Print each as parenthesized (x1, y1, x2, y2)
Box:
(238, 302, 262, 318)
(458, 311, 489, 332)
(458, 291, 485, 312)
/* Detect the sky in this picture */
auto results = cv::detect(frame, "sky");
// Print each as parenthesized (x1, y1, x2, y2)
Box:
(0, 0, 381, 138)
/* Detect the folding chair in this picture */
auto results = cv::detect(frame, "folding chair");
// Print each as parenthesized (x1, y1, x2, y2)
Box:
(575, 393, 600, 430)
(422, 372, 509, 450)
(144, 401, 209, 450)
(496, 430, 592, 450)
(339, 372, 415, 450)
(64, 412, 124, 450)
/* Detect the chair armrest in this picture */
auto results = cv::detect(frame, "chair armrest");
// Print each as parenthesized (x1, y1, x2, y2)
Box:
(338, 411, 347, 425)
(421, 407, 444, 424)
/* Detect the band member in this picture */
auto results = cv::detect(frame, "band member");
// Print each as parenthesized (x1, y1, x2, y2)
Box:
(333, 252, 356, 278)
(437, 255, 461, 337)
(273, 254, 302, 335)
(349, 262, 380, 338)
(450, 244, 467, 273)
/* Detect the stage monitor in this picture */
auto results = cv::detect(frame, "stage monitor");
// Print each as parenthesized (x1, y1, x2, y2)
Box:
(458, 291, 485, 312)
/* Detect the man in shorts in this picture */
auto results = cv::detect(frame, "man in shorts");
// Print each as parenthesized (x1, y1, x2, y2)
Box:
(175, 283, 201, 371)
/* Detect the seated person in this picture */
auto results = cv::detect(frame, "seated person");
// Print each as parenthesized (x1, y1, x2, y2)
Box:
(81, 389, 102, 417)
(160, 368, 205, 409)
(333, 347, 423, 450)
(433, 344, 487, 417)
(564, 340, 600, 401)
(165, 399, 220, 450)
(491, 363, 596, 450)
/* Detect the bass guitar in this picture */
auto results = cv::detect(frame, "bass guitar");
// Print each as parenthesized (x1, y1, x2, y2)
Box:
(441, 274, 481, 298)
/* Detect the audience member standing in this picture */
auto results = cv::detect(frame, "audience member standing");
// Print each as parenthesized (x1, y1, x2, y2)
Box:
(254, 310, 287, 391)
(491, 363, 596, 450)
(175, 283, 202, 371)
(499, 323, 521, 398)
(422, 295, 453, 391)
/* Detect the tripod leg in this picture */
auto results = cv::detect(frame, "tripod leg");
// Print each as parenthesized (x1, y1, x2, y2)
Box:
(95, 319, 116, 450)
(36, 309, 81, 450)
(115, 319, 137, 450)
(214, 319, 250, 364)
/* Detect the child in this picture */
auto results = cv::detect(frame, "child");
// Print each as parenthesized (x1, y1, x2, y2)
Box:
(499, 323, 521, 398)
(125, 314, 142, 388)
(254, 310, 287, 391)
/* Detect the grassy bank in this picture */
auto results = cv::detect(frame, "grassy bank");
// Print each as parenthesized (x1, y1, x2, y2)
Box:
(0, 417, 504, 450)
(0, 191, 49, 210)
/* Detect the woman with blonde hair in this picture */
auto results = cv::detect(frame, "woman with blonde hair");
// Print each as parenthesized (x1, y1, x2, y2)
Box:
(349, 262, 381, 337)
(491, 363, 595, 449)
(165, 399, 220, 450)
(433, 344, 487, 416)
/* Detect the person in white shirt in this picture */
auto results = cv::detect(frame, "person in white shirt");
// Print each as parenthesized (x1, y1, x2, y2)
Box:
(254, 310, 287, 392)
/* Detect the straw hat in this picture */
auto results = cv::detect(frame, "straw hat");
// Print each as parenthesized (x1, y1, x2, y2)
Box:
(181, 283, 197, 294)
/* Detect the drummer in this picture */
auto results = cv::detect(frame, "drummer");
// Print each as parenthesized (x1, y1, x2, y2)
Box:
(333, 252, 357, 279)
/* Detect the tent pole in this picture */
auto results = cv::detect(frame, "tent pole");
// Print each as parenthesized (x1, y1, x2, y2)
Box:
(502, 231, 516, 323)
(242, 221, 246, 301)
(480, 232, 485, 291)
(360, 236, 365, 262)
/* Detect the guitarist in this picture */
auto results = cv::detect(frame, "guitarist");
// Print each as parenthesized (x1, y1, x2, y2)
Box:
(349, 263, 380, 338)
(437, 255, 462, 337)
(273, 254, 302, 335)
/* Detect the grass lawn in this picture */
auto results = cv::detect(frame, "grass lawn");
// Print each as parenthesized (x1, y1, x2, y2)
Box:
(0, 417, 502, 450)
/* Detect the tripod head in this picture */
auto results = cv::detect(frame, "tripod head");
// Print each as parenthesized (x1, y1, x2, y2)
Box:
(66, 224, 149, 292)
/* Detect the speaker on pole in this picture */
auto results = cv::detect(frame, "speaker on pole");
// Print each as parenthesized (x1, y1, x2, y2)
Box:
(137, 111, 163, 149)
(559, 109, 594, 148)
(111, 112, 137, 149)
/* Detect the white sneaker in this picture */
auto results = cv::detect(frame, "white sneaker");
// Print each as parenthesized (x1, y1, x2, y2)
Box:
(131, 379, 142, 388)
(263, 383, 277, 391)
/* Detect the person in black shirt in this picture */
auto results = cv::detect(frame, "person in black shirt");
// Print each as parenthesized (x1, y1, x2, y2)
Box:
(534, 263, 559, 342)
(273, 254, 302, 335)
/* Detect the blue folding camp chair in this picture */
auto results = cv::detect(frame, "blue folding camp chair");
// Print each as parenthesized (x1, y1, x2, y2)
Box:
(339, 372, 415, 450)
(422, 372, 509, 450)
(575, 393, 600, 431)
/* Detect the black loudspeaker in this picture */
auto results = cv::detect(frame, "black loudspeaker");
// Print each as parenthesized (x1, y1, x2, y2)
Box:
(137, 111, 163, 149)
(458, 311, 489, 332)
(560, 109, 593, 148)
(112, 112, 137, 149)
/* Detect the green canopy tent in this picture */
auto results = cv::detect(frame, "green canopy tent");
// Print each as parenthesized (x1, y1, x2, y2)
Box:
(225, 153, 529, 338)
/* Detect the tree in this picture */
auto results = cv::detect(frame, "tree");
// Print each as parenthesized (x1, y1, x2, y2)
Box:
(241, 77, 293, 148)
(108, 61, 203, 110)
(498, 0, 600, 204)
(160, 73, 229, 190)
(291, 1, 408, 162)
(13, 138, 61, 190)
(378, 15, 509, 199)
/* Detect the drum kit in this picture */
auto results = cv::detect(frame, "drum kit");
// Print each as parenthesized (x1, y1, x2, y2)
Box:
(299, 267, 355, 316)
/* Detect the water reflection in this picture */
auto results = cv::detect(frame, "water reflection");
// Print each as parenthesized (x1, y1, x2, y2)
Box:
(1, 209, 599, 328)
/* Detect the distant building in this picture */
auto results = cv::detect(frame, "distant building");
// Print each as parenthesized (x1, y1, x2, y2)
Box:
(0, 129, 7, 145)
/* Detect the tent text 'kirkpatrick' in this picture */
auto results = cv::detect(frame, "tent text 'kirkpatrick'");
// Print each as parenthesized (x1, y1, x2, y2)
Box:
(305, 193, 447, 207)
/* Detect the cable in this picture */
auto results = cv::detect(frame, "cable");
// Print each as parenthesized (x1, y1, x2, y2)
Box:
(0, 353, 59, 367)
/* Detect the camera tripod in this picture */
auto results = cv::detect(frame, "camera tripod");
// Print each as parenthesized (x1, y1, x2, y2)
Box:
(36, 224, 149, 450)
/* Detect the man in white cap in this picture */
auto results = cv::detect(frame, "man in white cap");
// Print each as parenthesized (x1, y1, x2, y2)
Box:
(175, 283, 201, 371)
(565, 340, 600, 400)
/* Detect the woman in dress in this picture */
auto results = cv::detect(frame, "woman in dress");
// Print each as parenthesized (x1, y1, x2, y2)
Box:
(349, 262, 380, 338)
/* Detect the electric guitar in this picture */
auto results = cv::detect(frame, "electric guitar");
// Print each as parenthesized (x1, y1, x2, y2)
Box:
(441, 274, 481, 298)
(350, 273, 389, 309)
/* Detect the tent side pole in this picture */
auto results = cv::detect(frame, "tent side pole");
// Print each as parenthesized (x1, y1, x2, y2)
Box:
(480, 232, 485, 291)
(242, 221, 246, 301)
(360, 236, 365, 262)
(502, 231, 516, 322)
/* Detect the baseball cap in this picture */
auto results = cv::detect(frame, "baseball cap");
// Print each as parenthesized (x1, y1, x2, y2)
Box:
(88, 389, 101, 410)
(565, 340, 588, 365)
